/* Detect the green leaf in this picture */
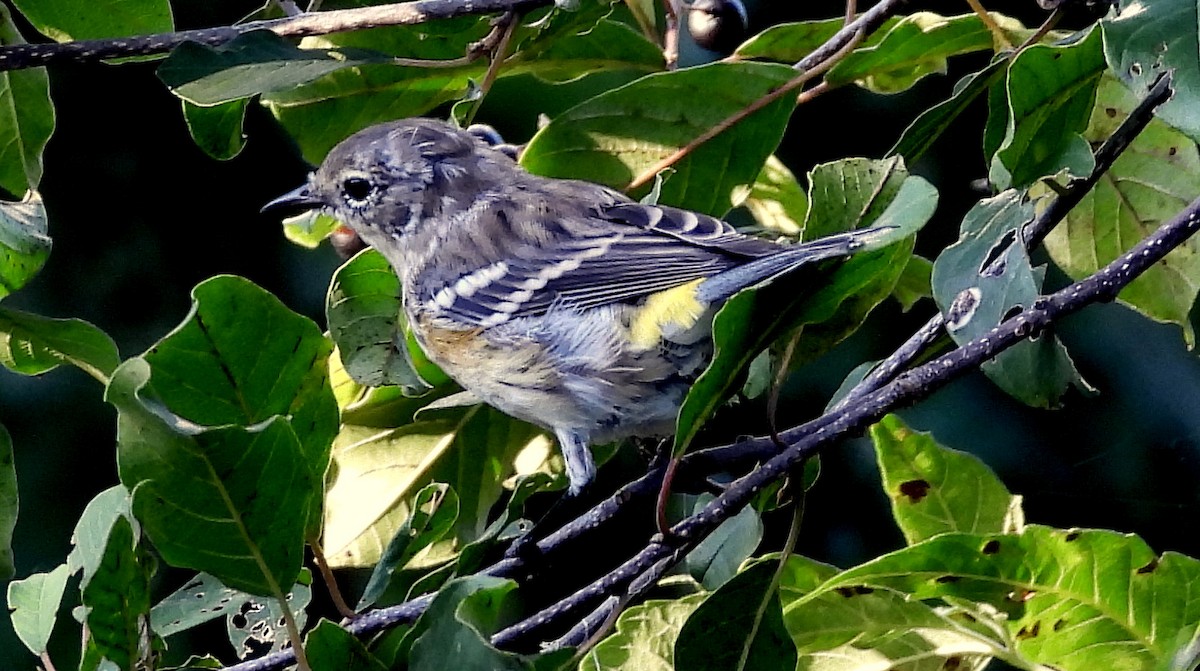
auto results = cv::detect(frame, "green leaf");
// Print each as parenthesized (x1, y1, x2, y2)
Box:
(0, 8, 54, 199)
(225, 575, 311, 659)
(505, 18, 663, 83)
(358, 483, 459, 610)
(931, 191, 1085, 408)
(0, 192, 51, 298)
(182, 99, 248, 161)
(140, 275, 337, 502)
(781, 556, 1003, 670)
(583, 594, 707, 671)
(810, 526, 1200, 671)
(150, 573, 243, 638)
(283, 211, 342, 249)
(739, 155, 809, 237)
(6, 563, 70, 656)
(0, 423, 12, 579)
(890, 58, 1009, 164)
(10, 0, 171, 42)
(79, 516, 153, 671)
(305, 619, 389, 671)
(1102, 0, 1200, 143)
(159, 31, 393, 106)
(871, 414, 1024, 544)
(109, 358, 314, 596)
(520, 61, 799, 216)
(989, 28, 1105, 190)
(262, 17, 493, 163)
(1042, 75, 1200, 345)
(827, 12, 1023, 94)
(675, 560, 799, 671)
(0, 307, 120, 382)
(322, 406, 549, 568)
(674, 161, 935, 457)
(673, 493, 763, 590)
(327, 248, 444, 393)
(407, 576, 526, 671)
(891, 254, 933, 312)
(66, 485, 135, 582)
(734, 18, 845, 63)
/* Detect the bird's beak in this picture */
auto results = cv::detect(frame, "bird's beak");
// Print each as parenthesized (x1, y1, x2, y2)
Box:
(262, 182, 323, 219)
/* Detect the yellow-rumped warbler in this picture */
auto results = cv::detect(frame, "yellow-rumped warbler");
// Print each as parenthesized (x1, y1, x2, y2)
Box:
(265, 118, 892, 495)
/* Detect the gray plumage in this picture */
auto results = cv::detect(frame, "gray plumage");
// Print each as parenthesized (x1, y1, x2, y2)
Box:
(265, 118, 889, 493)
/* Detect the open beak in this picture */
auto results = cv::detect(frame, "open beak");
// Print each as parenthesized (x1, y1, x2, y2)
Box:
(262, 182, 324, 219)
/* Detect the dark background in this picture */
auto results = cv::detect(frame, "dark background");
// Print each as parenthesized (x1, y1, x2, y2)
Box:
(3, 0, 1199, 666)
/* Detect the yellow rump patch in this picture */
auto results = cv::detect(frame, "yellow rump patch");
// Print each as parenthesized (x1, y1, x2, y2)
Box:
(629, 279, 707, 349)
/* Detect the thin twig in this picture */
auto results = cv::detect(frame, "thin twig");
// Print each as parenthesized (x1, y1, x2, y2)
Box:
(626, 30, 863, 192)
(1014, 6, 1064, 52)
(309, 537, 356, 620)
(626, 0, 905, 191)
(462, 11, 519, 126)
(0, 0, 552, 72)
(964, 0, 1014, 50)
(663, 0, 681, 70)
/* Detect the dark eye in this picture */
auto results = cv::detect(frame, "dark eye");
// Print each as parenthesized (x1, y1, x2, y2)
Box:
(342, 177, 374, 203)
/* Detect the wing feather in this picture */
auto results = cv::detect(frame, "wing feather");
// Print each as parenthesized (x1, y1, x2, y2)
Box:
(423, 199, 783, 326)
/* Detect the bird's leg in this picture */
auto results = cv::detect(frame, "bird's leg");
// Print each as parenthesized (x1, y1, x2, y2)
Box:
(503, 430, 596, 560)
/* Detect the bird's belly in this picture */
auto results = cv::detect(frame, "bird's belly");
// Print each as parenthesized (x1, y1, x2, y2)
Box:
(411, 307, 705, 442)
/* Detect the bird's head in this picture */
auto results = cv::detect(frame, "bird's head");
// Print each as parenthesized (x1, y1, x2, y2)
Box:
(263, 118, 505, 245)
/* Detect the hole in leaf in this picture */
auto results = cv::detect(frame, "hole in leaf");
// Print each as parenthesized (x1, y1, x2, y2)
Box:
(1065, 530, 1081, 541)
(981, 539, 1001, 554)
(980, 229, 1017, 277)
(1016, 620, 1042, 639)
(898, 479, 931, 502)
(1053, 618, 1067, 632)
(1136, 558, 1160, 574)
(935, 575, 961, 584)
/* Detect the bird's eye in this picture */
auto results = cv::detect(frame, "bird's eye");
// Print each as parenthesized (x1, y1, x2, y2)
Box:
(342, 176, 375, 203)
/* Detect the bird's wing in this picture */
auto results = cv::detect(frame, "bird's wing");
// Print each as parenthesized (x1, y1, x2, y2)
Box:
(422, 201, 781, 327)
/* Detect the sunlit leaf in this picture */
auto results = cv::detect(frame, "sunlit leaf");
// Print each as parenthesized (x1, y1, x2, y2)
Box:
(6, 564, 70, 656)
(809, 526, 1200, 671)
(1042, 75, 1200, 345)
(0, 192, 51, 298)
(583, 594, 707, 671)
(871, 414, 1024, 544)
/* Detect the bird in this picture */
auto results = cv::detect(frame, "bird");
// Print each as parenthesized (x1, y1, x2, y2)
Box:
(264, 118, 894, 496)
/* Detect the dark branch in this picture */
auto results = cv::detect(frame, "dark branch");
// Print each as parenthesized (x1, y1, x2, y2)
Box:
(0, 0, 552, 72)
(493, 190, 1200, 649)
(838, 70, 1175, 407)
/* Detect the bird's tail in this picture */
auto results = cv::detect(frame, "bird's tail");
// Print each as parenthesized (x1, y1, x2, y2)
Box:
(696, 226, 898, 303)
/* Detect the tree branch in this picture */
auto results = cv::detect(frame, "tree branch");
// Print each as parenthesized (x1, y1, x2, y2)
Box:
(837, 70, 1175, 407)
(0, 0, 552, 72)
(493, 190, 1200, 649)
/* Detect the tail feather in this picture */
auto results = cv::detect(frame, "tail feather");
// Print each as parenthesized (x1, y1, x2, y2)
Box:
(696, 226, 897, 303)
